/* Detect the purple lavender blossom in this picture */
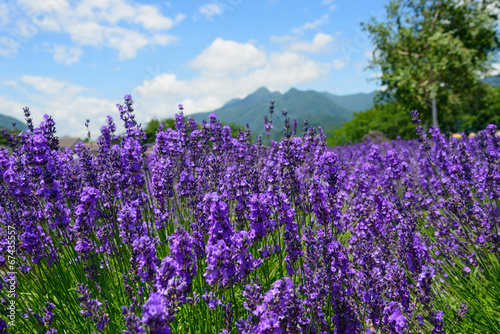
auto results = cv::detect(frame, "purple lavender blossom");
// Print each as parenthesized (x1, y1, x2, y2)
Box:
(142, 292, 172, 334)
(121, 304, 146, 334)
(75, 283, 109, 332)
(383, 301, 407, 333)
(238, 277, 308, 333)
(131, 235, 160, 283)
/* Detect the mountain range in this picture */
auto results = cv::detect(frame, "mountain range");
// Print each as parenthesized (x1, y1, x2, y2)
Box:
(190, 74, 500, 141)
(190, 87, 376, 141)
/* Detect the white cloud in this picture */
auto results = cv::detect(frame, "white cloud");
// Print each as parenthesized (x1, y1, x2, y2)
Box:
(270, 35, 298, 44)
(190, 38, 267, 75)
(322, 0, 337, 12)
(10, 0, 183, 60)
(174, 13, 186, 24)
(102, 28, 151, 60)
(133, 5, 180, 30)
(0, 37, 20, 57)
(132, 40, 329, 119)
(39, 94, 118, 139)
(2, 79, 18, 87)
(245, 52, 327, 88)
(291, 14, 329, 35)
(68, 0, 179, 30)
(199, 4, 223, 19)
(21, 75, 85, 95)
(134, 73, 191, 98)
(490, 63, 500, 76)
(65, 22, 105, 48)
(17, 0, 65, 31)
(0, 2, 12, 26)
(51, 44, 83, 65)
(150, 33, 179, 46)
(288, 32, 334, 53)
(364, 48, 374, 59)
(355, 61, 366, 75)
(0, 96, 24, 120)
(64, 23, 174, 60)
(0, 77, 118, 138)
(332, 58, 347, 69)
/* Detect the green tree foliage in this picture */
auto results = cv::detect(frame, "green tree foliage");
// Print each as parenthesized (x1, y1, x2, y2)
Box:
(144, 118, 176, 143)
(326, 101, 415, 146)
(222, 121, 247, 139)
(459, 84, 500, 131)
(361, 0, 500, 133)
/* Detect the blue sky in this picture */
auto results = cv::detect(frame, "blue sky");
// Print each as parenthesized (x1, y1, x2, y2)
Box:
(1, 0, 495, 138)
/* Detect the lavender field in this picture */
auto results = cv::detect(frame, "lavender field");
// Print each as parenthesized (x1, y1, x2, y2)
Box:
(0, 95, 499, 333)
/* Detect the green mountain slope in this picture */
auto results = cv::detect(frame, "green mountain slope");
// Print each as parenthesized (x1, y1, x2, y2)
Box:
(322, 91, 376, 112)
(189, 87, 358, 141)
(0, 114, 27, 131)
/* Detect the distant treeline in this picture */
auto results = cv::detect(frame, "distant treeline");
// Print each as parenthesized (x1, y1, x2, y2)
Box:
(326, 83, 500, 147)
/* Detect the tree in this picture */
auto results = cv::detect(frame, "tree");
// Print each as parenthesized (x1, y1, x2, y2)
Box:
(362, 0, 500, 133)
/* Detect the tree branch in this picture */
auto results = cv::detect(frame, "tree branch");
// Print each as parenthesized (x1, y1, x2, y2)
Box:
(397, 50, 421, 57)
(429, 0, 442, 32)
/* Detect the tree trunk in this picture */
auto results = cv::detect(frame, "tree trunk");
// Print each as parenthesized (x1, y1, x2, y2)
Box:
(431, 90, 439, 129)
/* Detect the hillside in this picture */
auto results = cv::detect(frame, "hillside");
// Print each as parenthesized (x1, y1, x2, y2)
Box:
(0, 114, 27, 131)
(322, 91, 376, 112)
(189, 87, 367, 141)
